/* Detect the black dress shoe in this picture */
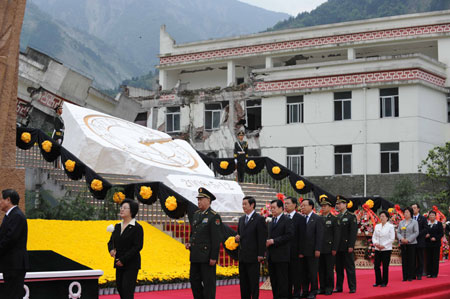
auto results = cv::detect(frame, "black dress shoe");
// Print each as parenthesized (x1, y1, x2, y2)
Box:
(317, 290, 325, 294)
(407, 279, 412, 281)
(307, 295, 316, 299)
(373, 284, 380, 287)
(431, 275, 437, 278)
(325, 290, 333, 295)
(300, 293, 308, 298)
(380, 284, 387, 287)
(349, 289, 356, 293)
(333, 289, 343, 293)
(402, 279, 407, 281)
(427, 274, 432, 278)
(416, 276, 422, 280)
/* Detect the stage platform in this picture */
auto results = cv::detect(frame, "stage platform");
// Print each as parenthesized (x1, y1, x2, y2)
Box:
(100, 260, 450, 298)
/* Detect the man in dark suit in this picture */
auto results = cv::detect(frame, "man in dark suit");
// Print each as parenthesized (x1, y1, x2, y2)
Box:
(334, 195, 357, 294)
(267, 199, 293, 299)
(299, 199, 324, 299)
(318, 195, 340, 296)
(234, 131, 248, 183)
(411, 203, 427, 280)
(186, 187, 223, 299)
(284, 196, 306, 299)
(0, 189, 28, 299)
(235, 196, 267, 299)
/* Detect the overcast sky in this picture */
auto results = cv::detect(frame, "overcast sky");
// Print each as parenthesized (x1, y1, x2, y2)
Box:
(239, 0, 328, 16)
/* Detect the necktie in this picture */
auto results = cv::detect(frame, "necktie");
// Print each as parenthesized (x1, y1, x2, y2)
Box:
(273, 217, 277, 225)
(245, 215, 249, 225)
(306, 215, 309, 223)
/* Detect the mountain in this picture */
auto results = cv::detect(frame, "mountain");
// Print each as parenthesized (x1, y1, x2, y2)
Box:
(20, 2, 142, 89)
(24, 0, 289, 89)
(269, 0, 450, 31)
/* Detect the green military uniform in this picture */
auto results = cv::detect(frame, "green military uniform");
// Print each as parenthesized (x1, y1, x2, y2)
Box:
(234, 131, 248, 183)
(335, 195, 358, 293)
(318, 195, 341, 295)
(189, 188, 223, 299)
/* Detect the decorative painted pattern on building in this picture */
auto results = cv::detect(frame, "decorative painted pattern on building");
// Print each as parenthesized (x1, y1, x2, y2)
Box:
(253, 69, 446, 92)
(160, 23, 450, 65)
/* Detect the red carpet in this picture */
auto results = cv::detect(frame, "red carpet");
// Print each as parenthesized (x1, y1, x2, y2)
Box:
(100, 260, 450, 298)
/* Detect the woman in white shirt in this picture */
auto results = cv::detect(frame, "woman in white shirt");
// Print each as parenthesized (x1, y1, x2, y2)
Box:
(372, 210, 395, 287)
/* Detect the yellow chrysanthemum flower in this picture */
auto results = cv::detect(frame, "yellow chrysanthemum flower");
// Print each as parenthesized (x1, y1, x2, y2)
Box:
(224, 236, 239, 250)
(296, 180, 305, 190)
(365, 199, 374, 209)
(21, 132, 31, 143)
(347, 201, 353, 209)
(272, 166, 281, 174)
(388, 208, 394, 213)
(140, 186, 152, 200)
(65, 160, 76, 172)
(220, 161, 229, 169)
(42, 140, 52, 153)
(247, 160, 256, 169)
(91, 179, 103, 191)
(165, 196, 177, 211)
(113, 192, 125, 204)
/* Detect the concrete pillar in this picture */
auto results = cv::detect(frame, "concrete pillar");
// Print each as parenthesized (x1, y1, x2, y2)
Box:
(348, 48, 355, 60)
(159, 69, 167, 90)
(227, 60, 236, 86)
(0, 0, 27, 220)
(265, 56, 273, 68)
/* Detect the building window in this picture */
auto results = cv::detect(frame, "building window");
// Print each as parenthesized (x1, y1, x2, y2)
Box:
(246, 99, 262, 131)
(334, 91, 351, 120)
(166, 107, 180, 133)
(237, 77, 245, 85)
(287, 147, 304, 175)
(287, 96, 304, 124)
(380, 143, 399, 173)
(380, 88, 399, 118)
(334, 145, 352, 175)
(134, 112, 148, 127)
(205, 103, 221, 130)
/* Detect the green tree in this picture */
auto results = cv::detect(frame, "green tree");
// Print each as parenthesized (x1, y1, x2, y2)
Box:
(419, 142, 450, 213)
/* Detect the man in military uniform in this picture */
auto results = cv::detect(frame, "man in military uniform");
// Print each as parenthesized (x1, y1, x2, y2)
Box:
(318, 195, 340, 296)
(185, 187, 223, 299)
(234, 131, 248, 183)
(334, 195, 357, 294)
(52, 104, 64, 145)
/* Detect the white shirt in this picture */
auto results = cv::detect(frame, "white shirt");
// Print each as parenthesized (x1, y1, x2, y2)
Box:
(120, 218, 136, 234)
(5, 205, 17, 216)
(246, 210, 255, 219)
(287, 211, 296, 219)
(372, 222, 395, 251)
(306, 211, 313, 223)
(273, 214, 282, 224)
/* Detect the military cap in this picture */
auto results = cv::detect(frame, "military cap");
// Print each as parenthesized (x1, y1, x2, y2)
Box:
(237, 131, 245, 136)
(336, 195, 347, 204)
(319, 194, 332, 206)
(196, 187, 216, 201)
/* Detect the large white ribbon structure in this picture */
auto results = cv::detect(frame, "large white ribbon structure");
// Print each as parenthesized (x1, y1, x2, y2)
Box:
(62, 103, 243, 212)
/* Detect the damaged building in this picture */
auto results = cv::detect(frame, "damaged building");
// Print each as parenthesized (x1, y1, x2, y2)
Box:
(134, 10, 450, 197)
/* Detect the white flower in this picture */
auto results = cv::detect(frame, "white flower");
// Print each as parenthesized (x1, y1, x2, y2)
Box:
(106, 224, 115, 233)
(266, 217, 272, 223)
(357, 229, 361, 234)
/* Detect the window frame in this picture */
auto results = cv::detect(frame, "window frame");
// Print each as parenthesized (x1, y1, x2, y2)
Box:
(286, 96, 304, 124)
(287, 147, 304, 175)
(380, 88, 399, 118)
(334, 91, 352, 121)
(380, 143, 399, 174)
(166, 106, 181, 133)
(334, 145, 352, 175)
(204, 103, 222, 131)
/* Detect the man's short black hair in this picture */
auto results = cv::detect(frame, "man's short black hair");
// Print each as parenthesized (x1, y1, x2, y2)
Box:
(411, 203, 420, 210)
(2, 189, 20, 205)
(428, 210, 437, 216)
(285, 196, 298, 207)
(121, 199, 139, 218)
(304, 198, 315, 209)
(271, 199, 284, 208)
(243, 196, 256, 209)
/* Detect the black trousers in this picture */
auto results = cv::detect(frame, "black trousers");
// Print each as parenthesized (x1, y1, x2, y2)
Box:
(400, 244, 416, 280)
(319, 253, 335, 292)
(268, 261, 289, 299)
(236, 158, 245, 182)
(374, 250, 391, 285)
(288, 257, 302, 298)
(415, 246, 425, 278)
(239, 262, 260, 299)
(0, 270, 26, 299)
(302, 256, 319, 296)
(335, 251, 356, 291)
(190, 262, 217, 299)
(426, 246, 440, 277)
(116, 268, 138, 299)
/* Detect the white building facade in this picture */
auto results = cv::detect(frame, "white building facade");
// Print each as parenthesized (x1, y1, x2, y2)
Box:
(148, 11, 450, 197)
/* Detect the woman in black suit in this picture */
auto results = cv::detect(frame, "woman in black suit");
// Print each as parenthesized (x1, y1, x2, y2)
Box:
(108, 199, 144, 299)
(425, 210, 443, 278)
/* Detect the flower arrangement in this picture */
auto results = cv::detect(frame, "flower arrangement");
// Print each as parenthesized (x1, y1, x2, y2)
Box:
(224, 236, 239, 250)
(276, 193, 285, 203)
(113, 192, 125, 204)
(90, 179, 103, 191)
(443, 236, 449, 257)
(247, 160, 256, 169)
(21, 132, 31, 143)
(260, 202, 272, 222)
(220, 161, 229, 169)
(65, 160, 76, 172)
(364, 238, 376, 261)
(165, 196, 177, 211)
(388, 208, 403, 227)
(41, 140, 52, 152)
(140, 186, 152, 200)
(272, 166, 281, 174)
(295, 180, 305, 190)
(355, 210, 375, 235)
